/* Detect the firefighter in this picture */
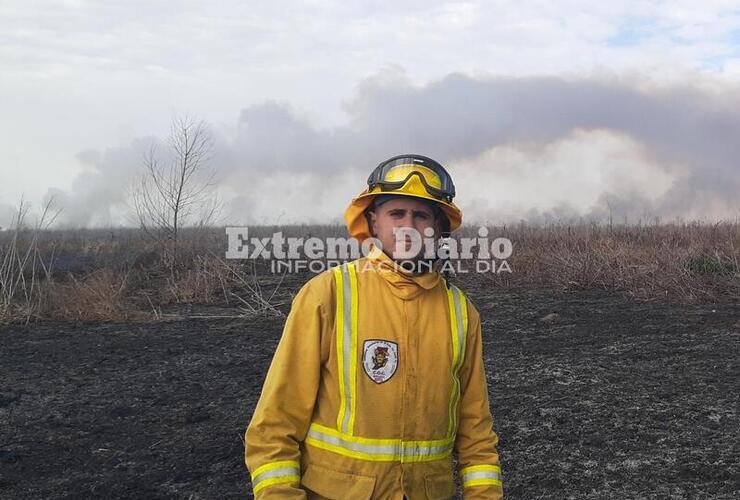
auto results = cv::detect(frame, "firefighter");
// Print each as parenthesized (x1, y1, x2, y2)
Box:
(245, 154, 503, 499)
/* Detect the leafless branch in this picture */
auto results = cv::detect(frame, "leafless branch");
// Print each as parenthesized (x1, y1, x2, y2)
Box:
(130, 115, 222, 276)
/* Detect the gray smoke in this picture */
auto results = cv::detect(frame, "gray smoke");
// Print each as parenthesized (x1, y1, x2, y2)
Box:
(44, 72, 740, 227)
(42, 138, 157, 228)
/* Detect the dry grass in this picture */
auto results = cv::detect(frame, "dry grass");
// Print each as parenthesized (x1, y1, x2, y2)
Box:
(1, 221, 738, 324)
(44, 269, 146, 322)
(0, 201, 56, 324)
(468, 222, 740, 302)
(164, 254, 229, 304)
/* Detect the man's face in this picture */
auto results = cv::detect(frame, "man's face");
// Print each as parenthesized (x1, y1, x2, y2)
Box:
(368, 197, 441, 261)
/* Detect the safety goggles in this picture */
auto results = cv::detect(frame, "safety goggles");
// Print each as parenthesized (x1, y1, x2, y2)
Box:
(366, 155, 456, 202)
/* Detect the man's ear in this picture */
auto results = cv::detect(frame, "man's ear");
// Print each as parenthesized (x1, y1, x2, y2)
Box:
(429, 209, 443, 239)
(437, 212, 450, 238)
(367, 210, 378, 237)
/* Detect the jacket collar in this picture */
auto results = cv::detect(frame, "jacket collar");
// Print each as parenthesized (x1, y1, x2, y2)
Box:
(364, 244, 442, 300)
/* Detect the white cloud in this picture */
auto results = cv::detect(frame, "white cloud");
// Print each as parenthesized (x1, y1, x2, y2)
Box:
(1, 0, 740, 225)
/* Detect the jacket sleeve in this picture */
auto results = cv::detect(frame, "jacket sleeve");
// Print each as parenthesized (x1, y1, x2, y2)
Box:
(455, 299, 504, 499)
(245, 281, 325, 499)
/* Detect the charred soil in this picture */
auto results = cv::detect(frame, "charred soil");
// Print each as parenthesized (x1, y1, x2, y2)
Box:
(1, 278, 739, 499)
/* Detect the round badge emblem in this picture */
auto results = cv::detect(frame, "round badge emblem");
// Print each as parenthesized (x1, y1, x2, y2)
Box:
(362, 339, 399, 384)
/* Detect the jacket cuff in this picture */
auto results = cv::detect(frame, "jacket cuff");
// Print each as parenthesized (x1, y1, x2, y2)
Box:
(460, 464, 503, 498)
(251, 460, 301, 496)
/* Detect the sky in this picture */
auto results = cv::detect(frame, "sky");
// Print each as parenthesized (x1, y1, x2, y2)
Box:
(1, 0, 740, 228)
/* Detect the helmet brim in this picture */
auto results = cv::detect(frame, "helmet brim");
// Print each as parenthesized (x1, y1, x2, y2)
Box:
(344, 189, 463, 241)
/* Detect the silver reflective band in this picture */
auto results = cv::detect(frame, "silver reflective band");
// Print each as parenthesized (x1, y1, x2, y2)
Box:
(251, 460, 301, 494)
(463, 470, 502, 482)
(253, 465, 300, 483)
(446, 283, 467, 437)
(460, 465, 503, 488)
(339, 263, 354, 433)
(305, 424, 454, 463)
(451, 286, 466, 360)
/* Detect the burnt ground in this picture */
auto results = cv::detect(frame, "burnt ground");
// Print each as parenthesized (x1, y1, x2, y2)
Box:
(1, 280, 740, 499)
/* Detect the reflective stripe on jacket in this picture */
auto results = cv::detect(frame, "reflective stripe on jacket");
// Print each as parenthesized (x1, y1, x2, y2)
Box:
(245, 246, 503, 499)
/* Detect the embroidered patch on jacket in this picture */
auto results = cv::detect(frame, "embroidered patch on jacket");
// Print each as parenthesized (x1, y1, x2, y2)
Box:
(362, 339, 399, 384)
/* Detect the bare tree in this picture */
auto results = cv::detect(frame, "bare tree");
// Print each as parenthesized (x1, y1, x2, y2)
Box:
(131, 115, 221, 275)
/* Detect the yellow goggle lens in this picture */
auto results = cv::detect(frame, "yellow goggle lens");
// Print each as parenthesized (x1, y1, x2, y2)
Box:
(382, 164, 443, 190)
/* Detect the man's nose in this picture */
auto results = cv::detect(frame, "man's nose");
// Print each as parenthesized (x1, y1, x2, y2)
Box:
(395, 214, 414, 227)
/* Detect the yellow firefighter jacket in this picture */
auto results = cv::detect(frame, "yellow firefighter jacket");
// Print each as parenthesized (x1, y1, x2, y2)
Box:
(245, 245, 503, 499)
